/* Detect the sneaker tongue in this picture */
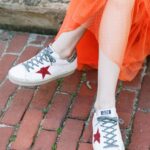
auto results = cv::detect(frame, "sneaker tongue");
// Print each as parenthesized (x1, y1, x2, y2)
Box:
(48, 45, 61, 59)
(96, 108, 117, 117)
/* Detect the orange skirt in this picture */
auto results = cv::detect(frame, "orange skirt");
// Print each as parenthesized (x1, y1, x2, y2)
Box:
(54, 0, 150, 81)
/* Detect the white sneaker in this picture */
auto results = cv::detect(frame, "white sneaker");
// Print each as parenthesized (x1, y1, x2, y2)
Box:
(8, 45, 77, 86)
(92, 108, 125, 150)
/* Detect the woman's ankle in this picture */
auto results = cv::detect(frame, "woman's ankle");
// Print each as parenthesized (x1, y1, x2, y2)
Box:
(94, 100, 116, 111)
(51, 43, 74, 59)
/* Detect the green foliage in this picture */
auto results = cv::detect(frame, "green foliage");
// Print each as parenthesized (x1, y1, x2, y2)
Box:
(57, 127, 62, 135)
(42, 108, 49, 115)
(9, 135, 16, 142)
(51, 143, 57, 150)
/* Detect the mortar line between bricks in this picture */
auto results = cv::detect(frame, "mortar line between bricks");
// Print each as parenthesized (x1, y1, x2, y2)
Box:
(70, 71, 95, 148)
(68, 93, 97, 122)
(30, 93, 58, 150)
(11, 44, 31, 66)
(62, 72, 86, 116)
(76, 123, 86, 150)
(26, 33, 51, 48)
(77, 106, 96, 149)
(2, 31, 28, 58)
(7, 123, 21, 149)
(29, 83, 60, 150)
(19, 86, 39, 122)
(0, 76, 9, 87)
(0, 85, 20, 118)
(55, 90, 70, 95)
(5, 86, 39, 149)
(49, 93, 79, 148)
(27, 35, 49, 47)
(138, 108, 150, 113)
(0, 38, 9, 58)
(125, 61, 148, 149)
(3, 52, 20, 56)
(59, 72, 95, 149)
(0, 66, 18, 87)
(46, 72, 85, 149)
(0, 36, 28, 86)
(0, 39, 22, 86)
(0, 31, 15, 58)
(0, 123, 12, 128)
(27, 44, 44, 48)
(6, 86, 39, 149)
(31, 71, 85, 150)
(27, 33, 50, 43)
(124, 90, 139, 149)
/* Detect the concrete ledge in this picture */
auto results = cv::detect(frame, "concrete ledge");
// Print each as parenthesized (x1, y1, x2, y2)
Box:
(0, 0, 69, 34)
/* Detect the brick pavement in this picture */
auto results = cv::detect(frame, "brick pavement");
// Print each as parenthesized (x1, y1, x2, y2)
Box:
(0, 29, 150, 150)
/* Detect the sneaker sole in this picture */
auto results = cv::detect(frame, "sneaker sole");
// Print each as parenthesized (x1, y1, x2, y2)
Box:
(8, 70, 75, 86)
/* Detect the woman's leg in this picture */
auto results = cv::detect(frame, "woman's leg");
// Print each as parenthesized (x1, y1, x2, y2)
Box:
(95, 0, 135, 110)
(92, 0, 135, 149)
(52, 23, 88, 59)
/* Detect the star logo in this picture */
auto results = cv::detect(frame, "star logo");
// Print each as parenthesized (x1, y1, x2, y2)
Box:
(36, 66, 51, 79)
(94, 129, 100, 143)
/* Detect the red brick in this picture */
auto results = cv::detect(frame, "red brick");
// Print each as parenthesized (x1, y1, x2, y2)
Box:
(123, 70, 142, 90)
(11, 108, 43, 150)
(17, 46, 40, 64)
(78, 143, 93, 150)
(138, 75, 150, 109)
(128, 111, 150, 150)
(1, 88, 34, 125)
(0, 41, 6, 56)
(0, 127, 13, 150)
(30, 35, 47, 45)
(7, 33, 29, 53)
(0, 80, 17, 111)
(42, 94, 71, 130)
(117, 90, 136, 128)
(32, 130, 57, 150)
(44, 37, 54, 47)
(61, 71, 82, 93)
(0, 54, 17, 82)
(86, 70, 98, 85)
(69, 83, 97, 120)
(81, 114, 93, 143)
(31, 81, 57, 109)
(57, 119, 84, 150)
(81, 81, 97, 97)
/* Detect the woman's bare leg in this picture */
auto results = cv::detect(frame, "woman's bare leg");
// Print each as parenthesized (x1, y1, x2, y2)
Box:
(94, 0, 135, 110)
(92, 1, 135, 149)
(52, 24, 87, 59)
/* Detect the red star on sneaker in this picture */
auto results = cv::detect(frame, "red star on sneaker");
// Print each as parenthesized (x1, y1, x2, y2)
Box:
(36, 66, 51, 79)
(94, 129, 100, 143)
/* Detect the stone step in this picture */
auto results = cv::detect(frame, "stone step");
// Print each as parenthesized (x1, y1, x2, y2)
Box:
(0, 0, 69, 34)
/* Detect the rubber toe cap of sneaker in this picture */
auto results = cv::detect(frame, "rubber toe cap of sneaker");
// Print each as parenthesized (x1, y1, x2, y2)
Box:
(8, 65, 27, 83)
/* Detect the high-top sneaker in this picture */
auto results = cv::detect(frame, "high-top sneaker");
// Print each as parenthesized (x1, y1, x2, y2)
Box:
(92, 108, 125, 150)
(8, 45, 77, 86)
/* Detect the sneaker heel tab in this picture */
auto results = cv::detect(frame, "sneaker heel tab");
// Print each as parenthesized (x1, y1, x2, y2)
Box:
(67, 50, 77, 63)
